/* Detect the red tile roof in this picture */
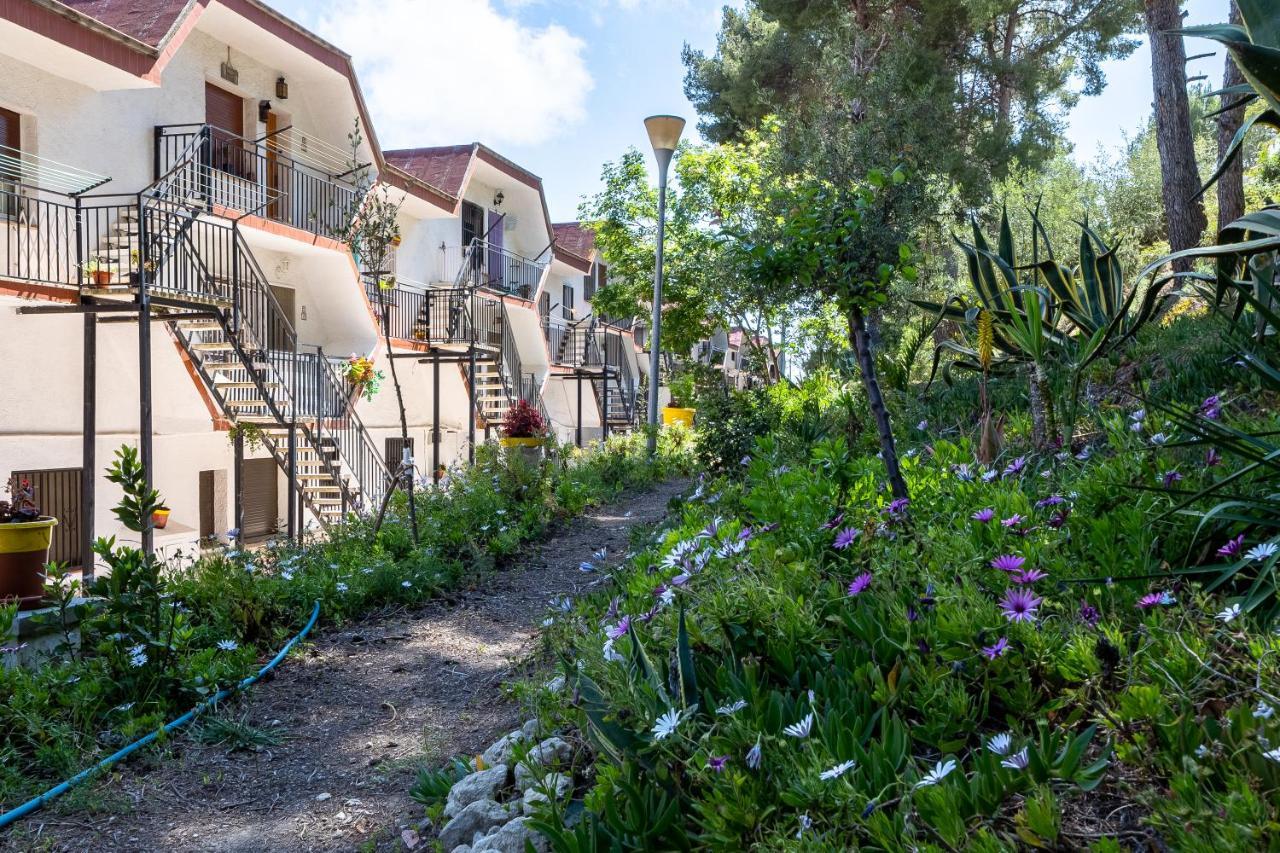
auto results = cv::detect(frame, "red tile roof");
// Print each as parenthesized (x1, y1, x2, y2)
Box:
(59, 0, 190, 47)
(383, 145, 476, 200)
(553, 222, 595, 261)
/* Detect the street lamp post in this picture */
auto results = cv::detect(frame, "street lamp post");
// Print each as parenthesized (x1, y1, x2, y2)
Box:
(644, 114, 685, 456)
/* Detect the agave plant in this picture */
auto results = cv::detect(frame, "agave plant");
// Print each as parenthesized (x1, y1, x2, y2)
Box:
(916, 205, 1071, 449)
(1179, 2, 1280, 195)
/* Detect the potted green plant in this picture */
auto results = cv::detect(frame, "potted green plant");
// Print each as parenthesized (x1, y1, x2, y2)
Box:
(662, 371, 697, 427)
(128, 249, 142, 285)
(84, 257, 114, 288)
(500, 400, 548, 463)
(0, 475, 58, 610)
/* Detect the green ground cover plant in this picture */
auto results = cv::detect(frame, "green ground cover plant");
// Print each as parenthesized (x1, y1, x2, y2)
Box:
(512, 317, 1280, 849)
(0, 430, 693, 807)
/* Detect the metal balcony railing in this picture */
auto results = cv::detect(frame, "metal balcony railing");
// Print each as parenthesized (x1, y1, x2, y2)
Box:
(155, 124, 360, 240)
(364, 277, 474, 345)
(454, 238, 546, 299)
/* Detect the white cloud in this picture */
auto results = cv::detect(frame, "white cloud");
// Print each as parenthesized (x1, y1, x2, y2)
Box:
(312, 0, 593, 149)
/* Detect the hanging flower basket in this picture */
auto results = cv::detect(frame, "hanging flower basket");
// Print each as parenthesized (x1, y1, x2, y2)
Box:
(344, 355, 384, 401)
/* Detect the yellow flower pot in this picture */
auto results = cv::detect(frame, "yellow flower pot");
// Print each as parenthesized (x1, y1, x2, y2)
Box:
(500, 436, 546, 465)
(662, 407, 696, 427)
(499, 437, 545, 448)
(0, 517, 57, 611)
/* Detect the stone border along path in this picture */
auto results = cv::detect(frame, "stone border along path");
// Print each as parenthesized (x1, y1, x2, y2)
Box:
(3, 478, 689, 853)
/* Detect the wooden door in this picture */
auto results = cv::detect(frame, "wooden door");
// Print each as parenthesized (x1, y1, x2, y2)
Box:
(241, 458, 278, 540)
(265, 111, 288, 222)
(205, 83, 245, 177)
(0, 106, 19, 218)
(487, 211, 505, 291)
(268, 284, 295, 351)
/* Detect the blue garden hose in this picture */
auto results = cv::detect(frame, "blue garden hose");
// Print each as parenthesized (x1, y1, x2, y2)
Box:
(0, 600, 322, 830)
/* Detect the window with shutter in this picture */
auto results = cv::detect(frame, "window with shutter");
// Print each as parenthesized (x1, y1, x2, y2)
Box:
(205, 83, 248, 177)
(1, 107, 19, 218)
(241, 458, 279, 540)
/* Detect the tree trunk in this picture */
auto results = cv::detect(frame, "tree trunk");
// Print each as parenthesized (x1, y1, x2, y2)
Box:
(383, 305, 418, 542)
(1216, 0, 1246, 233)
(848, 305, 908, 500)
(1144, 0, 1208, 273)
(1027, 363, 1048, 451)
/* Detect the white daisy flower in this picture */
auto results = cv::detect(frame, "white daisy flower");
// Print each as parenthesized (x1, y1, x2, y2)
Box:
(1000, 748, 1029, 770)
(652, 708, 683, 740)
(914, 758, 957, 788)
(1195, 744, 1211, 758)
(1264, 747, 1280, 763)
(602, 639, 624, 664)
(401, 580, 412, 588)
(336, 582, 348, 593)
(1216, 603, 1242, 623)
(716, 699, 748, 716)
(216, 639, 238, 652)
(746, 738, 762, 770)
(985, 733, 1013, 756)
(820, 759, 857, 780)
(795, 814, 812, 839)
(1246, 543, 1278, 562)
(1150, 432, 1168, 446)
(128, 644, 148, 668)
(783, 712, 814, 739)
(1253, 701, 1275, 720)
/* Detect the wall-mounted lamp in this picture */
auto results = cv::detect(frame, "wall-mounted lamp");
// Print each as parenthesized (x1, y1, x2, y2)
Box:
(300, 305, 307, 321)
(493, 190, 505, 208)
(258, 100, 271, 122)
(276, 76, 289, 100)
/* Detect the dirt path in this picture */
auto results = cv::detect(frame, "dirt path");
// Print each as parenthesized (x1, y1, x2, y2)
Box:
(5, 479, 687, 853)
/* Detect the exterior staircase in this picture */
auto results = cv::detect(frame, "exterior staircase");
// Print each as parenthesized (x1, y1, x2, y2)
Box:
(81, 147, 389, 531)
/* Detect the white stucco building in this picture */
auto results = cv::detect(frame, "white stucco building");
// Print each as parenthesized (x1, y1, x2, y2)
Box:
(0, 0, 644, 572)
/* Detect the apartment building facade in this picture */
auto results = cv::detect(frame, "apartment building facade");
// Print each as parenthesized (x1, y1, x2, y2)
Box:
(0, 0, 643, 572)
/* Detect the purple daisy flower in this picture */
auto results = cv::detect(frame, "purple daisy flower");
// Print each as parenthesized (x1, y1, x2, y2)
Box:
(821, 513, 846, 530)
(971, 508, 996, 523)
(758, 522, 780, 534)
(1035, 495, 1065, 509)
(1078, 601, 1100, 627)
(1199, 395, 1222, 420)
(1001, 513, 1025, 528)
(847, 572, 873, 597)
(833, 527, 860, 550)
(1135, 592, 1165, 610)
(606, 616, 631, 640)
(1161, 470, 1183, 488)
(989, 554, 1026, 573)
(981, 637, 1009, 659)
(1003, 456, 1027, 477)
(671, 573, 691, 587)
(1217, 535, 1245, 559)
(1011, 567, 1048, 585)
(707, 755, 730, 773)
(906, 605, 920, 623)
(999, 588, 1042, 623)
(886, 498, 910, 517)
(1047, 509, 1071, 529)
(1204, 448, 1222, 468)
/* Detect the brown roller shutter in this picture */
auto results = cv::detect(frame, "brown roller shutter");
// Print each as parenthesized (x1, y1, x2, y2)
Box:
(205, 83, 243, 137)
(241, 458, 278, 540)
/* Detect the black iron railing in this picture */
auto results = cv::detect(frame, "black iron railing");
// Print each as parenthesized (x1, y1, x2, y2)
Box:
(155, 124, 360, 240)
(364, 278, 474, 345)
(455, 237, 545, 299)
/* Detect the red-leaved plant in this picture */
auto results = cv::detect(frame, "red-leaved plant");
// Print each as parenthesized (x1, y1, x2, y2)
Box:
(503, 400, 547, 439)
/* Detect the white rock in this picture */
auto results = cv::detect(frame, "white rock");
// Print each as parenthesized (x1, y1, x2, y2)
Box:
(529, 737, 571, 766)
(437, 799, 509, 851)
(314, 792, 331, 802)
(543, 675, 566, 693)
(520, 772, 571, 815)
(444, 765, 508, 818)
(480, 731, 527, 768)
(471, 817, 550, 853)
(521, 719, 540, 740)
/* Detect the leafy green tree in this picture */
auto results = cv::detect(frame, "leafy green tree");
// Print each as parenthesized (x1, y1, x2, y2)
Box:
(741, 168, 918, 499)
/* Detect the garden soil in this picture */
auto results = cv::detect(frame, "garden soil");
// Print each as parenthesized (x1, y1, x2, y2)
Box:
(2, 478, 688, 853)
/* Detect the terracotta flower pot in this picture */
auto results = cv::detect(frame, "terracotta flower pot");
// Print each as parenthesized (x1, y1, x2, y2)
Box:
(0, 517, 57, 611)
(151, 508, 171, 529)
(661, 406, 696, 427)
(92, 270, 113, 287)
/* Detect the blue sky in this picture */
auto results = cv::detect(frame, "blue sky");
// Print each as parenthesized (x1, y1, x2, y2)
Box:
(272, 0, 1234, 222)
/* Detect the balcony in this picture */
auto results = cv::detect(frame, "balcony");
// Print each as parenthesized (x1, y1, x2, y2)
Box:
(363, 277, 476, 346)
(448, 239, 547, 299)
(155, 124, 361, 241)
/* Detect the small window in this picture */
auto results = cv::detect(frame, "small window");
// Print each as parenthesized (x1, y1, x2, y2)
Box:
(562, 283, 574, 320)
(12, 468, 82, 566)
(386, 436, 415, 468)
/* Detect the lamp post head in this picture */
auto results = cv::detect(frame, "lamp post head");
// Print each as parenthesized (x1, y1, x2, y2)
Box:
(644, 115, 685, 154)
(645, 115, 685, 180)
